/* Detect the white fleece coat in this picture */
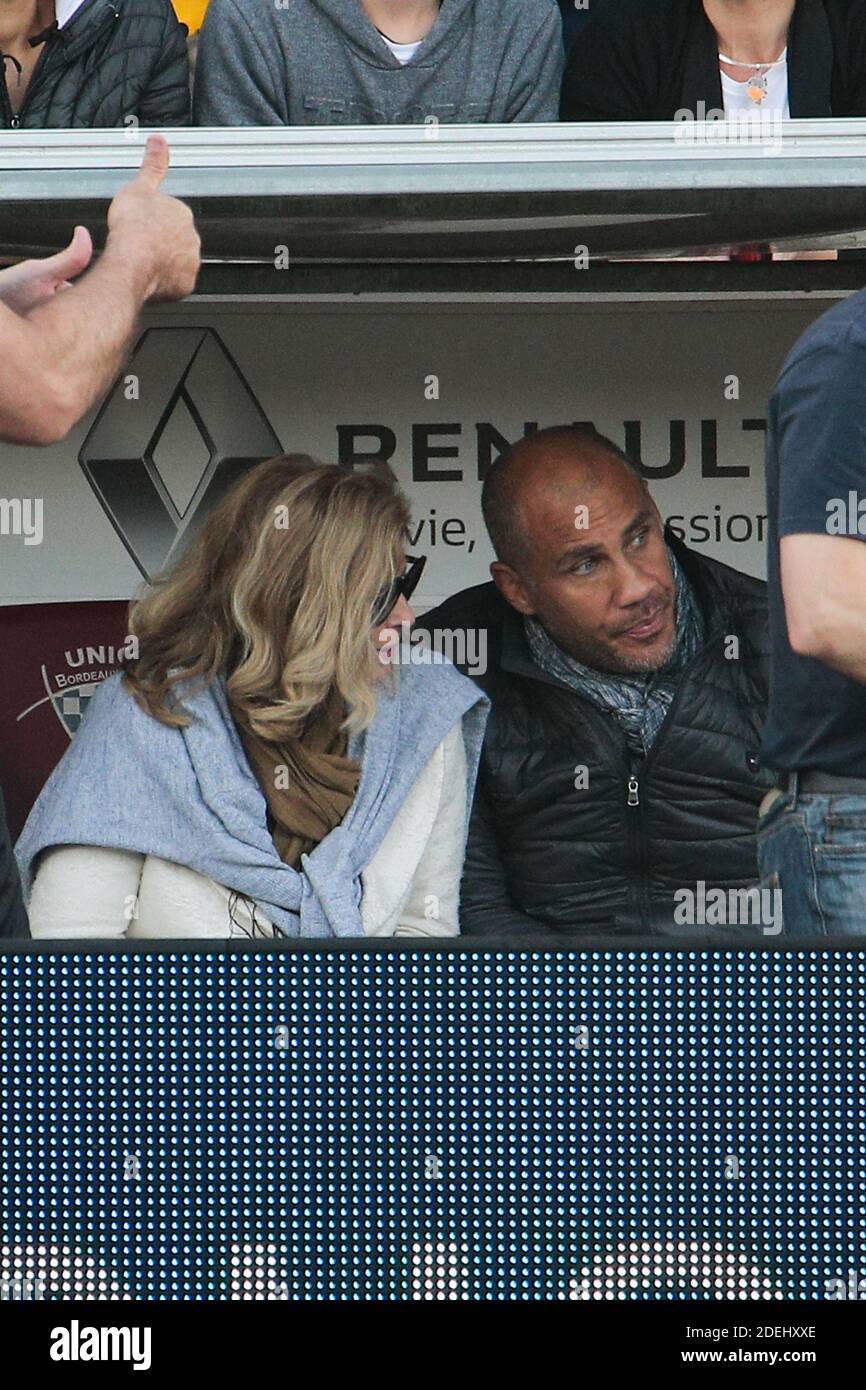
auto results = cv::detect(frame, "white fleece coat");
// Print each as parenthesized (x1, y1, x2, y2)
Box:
(28, 724, 466, 939)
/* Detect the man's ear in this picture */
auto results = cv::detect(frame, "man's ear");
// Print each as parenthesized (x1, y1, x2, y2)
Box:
(491, 560, 536, 616)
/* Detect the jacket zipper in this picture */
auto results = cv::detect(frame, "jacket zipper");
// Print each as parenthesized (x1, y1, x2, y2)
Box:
(4, 5, 119, 128)
(624, 762, 648, 926)
(3, 36, 53, 128)
(633, 630, 727, 789)
(530, 681, 651, 927)
(507, 612, 737, 931)
(515, 667, 660, 930)
(623, 632, 728, 928)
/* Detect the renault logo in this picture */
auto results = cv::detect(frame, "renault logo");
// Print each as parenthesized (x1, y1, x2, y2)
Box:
(79, 328, 283, 581)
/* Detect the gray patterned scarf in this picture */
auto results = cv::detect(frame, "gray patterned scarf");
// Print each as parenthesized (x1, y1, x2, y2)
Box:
(524, 550, 705, 757)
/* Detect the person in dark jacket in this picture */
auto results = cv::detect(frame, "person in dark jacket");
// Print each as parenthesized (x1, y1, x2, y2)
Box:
(0, 0, 190, 129)
(416, 426, 775, 943)
(560, 0, 866, 122)
(557, 0, 593, 54)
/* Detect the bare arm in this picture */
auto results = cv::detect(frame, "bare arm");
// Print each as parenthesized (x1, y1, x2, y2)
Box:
(0, 242, 151, 444)
(781, 533, 866, 683)
(0, 135, 200, 446)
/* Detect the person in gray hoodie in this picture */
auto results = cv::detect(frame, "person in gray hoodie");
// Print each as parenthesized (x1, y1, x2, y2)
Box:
(193, 0, 563, 126)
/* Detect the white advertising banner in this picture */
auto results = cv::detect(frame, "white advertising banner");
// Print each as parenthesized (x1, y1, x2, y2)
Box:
(0, 298, 838, 607)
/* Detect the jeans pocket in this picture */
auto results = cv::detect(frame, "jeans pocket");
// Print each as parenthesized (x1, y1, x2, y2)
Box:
(821, 801, 866, 854)
(756, 812, 825, 937)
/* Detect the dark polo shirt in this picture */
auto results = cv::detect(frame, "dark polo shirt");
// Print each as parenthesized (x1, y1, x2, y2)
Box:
(762, 286, 866, 776)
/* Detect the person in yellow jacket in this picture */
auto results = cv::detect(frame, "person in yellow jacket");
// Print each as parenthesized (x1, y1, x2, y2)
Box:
(174, 0, 209, 86)
(173, 0, 209, 33)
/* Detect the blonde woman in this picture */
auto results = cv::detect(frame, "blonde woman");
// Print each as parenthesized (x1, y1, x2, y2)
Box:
(17, 456, 488, 939)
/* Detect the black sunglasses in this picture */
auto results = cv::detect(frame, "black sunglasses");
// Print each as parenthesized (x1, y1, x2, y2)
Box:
(373, 554, 427, 625)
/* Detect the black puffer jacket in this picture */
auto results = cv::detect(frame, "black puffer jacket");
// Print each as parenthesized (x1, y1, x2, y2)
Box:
(417, 537, 775, 941)
(0, 0, 190, 129)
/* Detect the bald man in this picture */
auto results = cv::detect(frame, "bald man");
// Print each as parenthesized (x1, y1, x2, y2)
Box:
(416, 426, 775, 942)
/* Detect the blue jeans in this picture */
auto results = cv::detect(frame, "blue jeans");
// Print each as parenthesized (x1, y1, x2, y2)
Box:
(756, 784, 866, 937)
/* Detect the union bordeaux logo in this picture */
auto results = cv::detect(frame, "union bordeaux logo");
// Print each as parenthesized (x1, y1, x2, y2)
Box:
(17, 646, 124, 740)
(0, 602, 130, 839)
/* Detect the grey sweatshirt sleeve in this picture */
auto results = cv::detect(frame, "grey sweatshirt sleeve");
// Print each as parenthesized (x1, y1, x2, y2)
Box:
(193, 0, 287, 126)
(504, 6, 565, 122)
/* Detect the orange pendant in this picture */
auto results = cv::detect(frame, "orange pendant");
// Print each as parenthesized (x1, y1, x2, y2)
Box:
(748, 83, 766, 103)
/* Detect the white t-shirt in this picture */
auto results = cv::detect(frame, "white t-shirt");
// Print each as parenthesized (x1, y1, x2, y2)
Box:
(720, 52, 790, 118)
(379, 33, 424, 65)
(55, 0, 90, 27)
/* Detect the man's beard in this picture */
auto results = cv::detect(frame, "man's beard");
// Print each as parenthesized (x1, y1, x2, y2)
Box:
(559, 624, 678, 678)
(608, 630, 678, 676)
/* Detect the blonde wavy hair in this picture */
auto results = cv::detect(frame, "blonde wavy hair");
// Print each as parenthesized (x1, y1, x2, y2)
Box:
(123, 454, 411, 738)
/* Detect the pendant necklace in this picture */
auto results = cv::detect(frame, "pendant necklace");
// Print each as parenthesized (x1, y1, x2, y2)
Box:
(717, 51, 787, 105)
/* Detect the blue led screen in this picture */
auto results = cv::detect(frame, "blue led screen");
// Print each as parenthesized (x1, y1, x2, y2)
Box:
(1, 949, 863, 1300)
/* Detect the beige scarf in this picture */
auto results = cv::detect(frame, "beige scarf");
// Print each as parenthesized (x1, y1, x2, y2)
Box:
(232, 687, 361, 869)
